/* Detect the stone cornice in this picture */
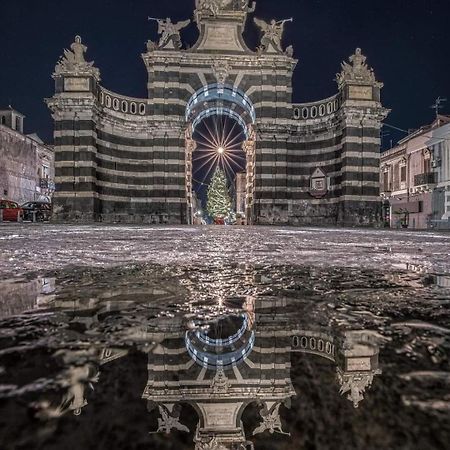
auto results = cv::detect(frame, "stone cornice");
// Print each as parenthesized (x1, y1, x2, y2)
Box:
(142, 50, 297, 72)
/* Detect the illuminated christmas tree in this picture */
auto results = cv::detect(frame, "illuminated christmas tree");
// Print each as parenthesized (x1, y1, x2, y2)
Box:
(207, 168, 232, 220)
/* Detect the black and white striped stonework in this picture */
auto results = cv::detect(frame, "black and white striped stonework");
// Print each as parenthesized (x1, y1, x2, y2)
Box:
(48, 24, 387, 226)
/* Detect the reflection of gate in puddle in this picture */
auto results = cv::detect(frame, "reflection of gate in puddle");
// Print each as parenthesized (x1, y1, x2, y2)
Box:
(32, 295, 382, 449)
(142, 298, 382, 449)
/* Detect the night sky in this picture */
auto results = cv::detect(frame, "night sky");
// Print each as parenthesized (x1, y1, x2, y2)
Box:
(0, 0, 449, 147)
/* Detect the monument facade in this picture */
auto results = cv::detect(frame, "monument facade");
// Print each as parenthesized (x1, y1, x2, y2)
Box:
(47, 0, 388, 225)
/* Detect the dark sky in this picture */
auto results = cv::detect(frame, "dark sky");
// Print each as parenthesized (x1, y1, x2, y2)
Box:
(0, 0, 449, 146)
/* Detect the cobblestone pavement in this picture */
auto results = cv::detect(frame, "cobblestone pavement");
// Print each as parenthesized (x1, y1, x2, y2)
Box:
(0, 224, 449, 277)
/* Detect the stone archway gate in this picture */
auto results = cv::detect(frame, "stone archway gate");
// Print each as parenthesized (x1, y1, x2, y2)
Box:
(47, 1, 388, 225)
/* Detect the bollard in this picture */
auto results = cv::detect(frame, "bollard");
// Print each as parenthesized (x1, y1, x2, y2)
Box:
(17, 210, 23, 223)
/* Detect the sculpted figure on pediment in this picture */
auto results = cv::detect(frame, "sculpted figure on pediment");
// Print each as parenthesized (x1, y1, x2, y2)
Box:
(336, 48, 380, 87)
(254, 17, 293, 53)
(55, 36, 99, 77)
(148, 17, 190, 50)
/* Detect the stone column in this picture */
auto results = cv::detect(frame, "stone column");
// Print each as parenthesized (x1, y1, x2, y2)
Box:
(46, 36, 101, 222)
(336, 48, 389, 226)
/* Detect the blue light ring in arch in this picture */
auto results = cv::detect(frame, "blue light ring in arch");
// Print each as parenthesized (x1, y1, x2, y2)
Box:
(194, 314, 250, 347)
(185, 330, 255, 370)
(186, 83, 256, 126)
(192, 108, 249, 139)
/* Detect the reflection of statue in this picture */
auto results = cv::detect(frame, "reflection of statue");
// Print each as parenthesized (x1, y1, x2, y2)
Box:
(149, 17, 190, 50)
(196, 436, 226, 450)
(254, 18, 293, 53)
(211, 367, 230, 393)
(55, 35, 98, 75)
(337, 371, 375, 408)
(336, 330, 383, 408)
(253, 402, 290, 436)
(60, 365, 100, 416)
(34, 362, 100, 419)
(155, 405, 190, 434)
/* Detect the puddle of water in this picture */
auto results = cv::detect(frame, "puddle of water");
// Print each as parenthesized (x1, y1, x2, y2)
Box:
(0, 264, 449, 450)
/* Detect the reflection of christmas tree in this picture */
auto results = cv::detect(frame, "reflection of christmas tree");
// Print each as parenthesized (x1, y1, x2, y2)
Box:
(207, 168, 232, 220)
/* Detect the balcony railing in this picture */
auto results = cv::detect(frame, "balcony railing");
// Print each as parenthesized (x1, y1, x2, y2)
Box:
(414, 172, 436, 187)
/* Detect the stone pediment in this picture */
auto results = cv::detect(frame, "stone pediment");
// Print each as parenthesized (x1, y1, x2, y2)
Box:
(193, 0, 255, 53)
(195, 21, 250, 52)
(311, 167, 326, 179)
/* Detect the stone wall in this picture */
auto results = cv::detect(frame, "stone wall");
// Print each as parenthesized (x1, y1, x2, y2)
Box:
(0, 126, 38, 204)
(0, 125, 54, 205)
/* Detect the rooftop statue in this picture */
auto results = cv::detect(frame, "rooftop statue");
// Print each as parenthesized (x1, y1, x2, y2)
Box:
(196, 0, 221, 16)
(149, 17, 191, 50)
(228, 0, 256, 12)
(336, 48, 380, 87)
(195, 0, 256, 17)
(55, 35, 99, 76)
(254, 18, 293, 54)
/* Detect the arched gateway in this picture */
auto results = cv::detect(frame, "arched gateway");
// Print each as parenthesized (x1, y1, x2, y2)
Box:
(47, 1, 388, 225)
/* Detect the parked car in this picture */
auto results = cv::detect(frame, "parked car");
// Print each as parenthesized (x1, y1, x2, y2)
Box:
(21, 202, 52, 222)
(0, 200, 23, 222)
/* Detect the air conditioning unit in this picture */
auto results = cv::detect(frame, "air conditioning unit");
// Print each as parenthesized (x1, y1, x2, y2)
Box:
(431, 159, 441, 168)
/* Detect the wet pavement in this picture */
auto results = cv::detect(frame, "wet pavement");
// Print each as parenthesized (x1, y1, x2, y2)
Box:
(0, 225, 449, 449)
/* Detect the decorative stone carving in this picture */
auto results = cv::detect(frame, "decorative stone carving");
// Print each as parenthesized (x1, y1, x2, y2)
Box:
(211, 367, 230, 393)
(254, 18, 293, 53)
(196, 0, 221, 17)
(285, 45, 294, 58)
(33, 361, 99, 419)
(336, 48, 382, 89)
(195, 436, 227, 450)
(253, 402, 290, 436)
(155, 404, 190, 434)
(146, 40, 158, 52)
(149, 17, 190, 50)
(233, 0, 256, 12)
(196, 0, 255, 16)
(55, 36, 100, 78)
(337, 369, 375, 408)
(309, 167, 328, 199)
(212, 60, 231, 86)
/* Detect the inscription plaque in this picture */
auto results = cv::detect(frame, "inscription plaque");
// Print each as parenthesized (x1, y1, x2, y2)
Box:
(347, 357, 372, 371)
(200, 24, 245, 51)
(348, 85, 373, 100)
(64, 77, 90, 92)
